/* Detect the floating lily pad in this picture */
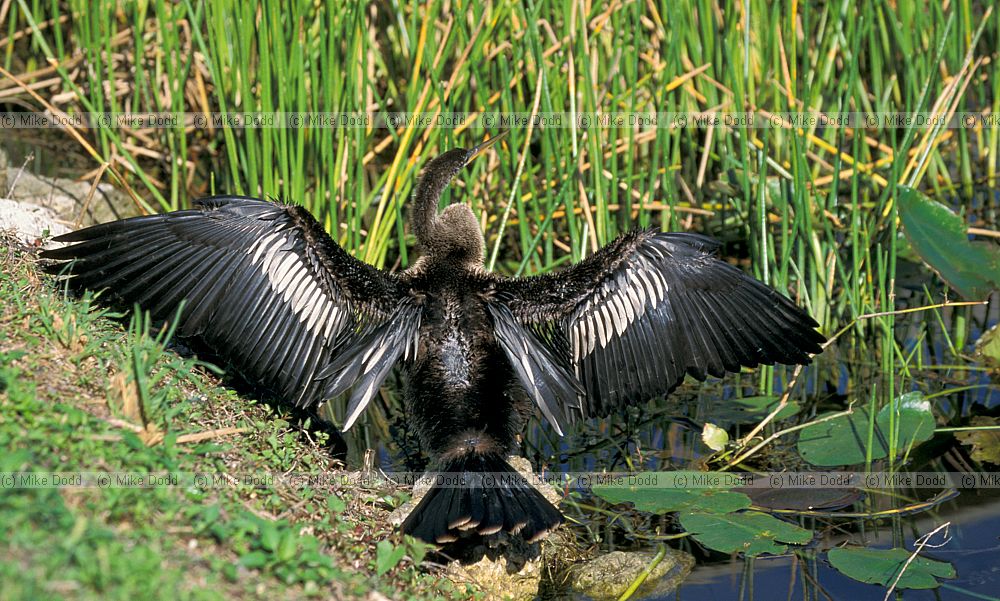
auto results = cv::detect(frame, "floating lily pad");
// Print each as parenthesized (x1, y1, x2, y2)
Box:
(974, 324, 1000, 368)
(592, 472, 752, 514)
(955, 416, 1000, 465)
(739, 487, 864, 511)
(701, 423, 729, 451)
(828, 547, 956, 589)
(897, 186, 1000, 300)
(678, 511, 813, 556)
(704, 395, 801, 426)
(797, 393, 935, 466)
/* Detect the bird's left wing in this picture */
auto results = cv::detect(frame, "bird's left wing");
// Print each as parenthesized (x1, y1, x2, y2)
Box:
(492, 230, 825, 430)
(42, 196, 418, 423)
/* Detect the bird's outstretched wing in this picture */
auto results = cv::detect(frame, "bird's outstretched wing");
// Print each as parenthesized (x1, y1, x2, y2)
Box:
(492, 230, 825, 429)
(42, 196, 418, 419)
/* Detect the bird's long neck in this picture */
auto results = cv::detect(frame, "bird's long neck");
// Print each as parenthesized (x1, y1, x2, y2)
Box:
(409, 148, 485, 269)
(411, 149, 466, 247)
(411, 173, 446, 246)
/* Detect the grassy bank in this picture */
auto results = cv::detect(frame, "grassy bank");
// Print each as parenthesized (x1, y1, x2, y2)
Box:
(0, 235, 468, 600)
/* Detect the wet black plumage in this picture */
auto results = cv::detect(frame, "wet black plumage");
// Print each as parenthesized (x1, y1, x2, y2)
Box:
(41, 132, 826, 544)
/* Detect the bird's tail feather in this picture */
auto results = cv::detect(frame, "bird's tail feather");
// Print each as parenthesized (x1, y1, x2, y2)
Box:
(401, 453, 562, 544)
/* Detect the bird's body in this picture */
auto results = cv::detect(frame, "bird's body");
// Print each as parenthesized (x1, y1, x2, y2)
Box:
(42, 133, 825, 544)
(402, 267, 525, 458)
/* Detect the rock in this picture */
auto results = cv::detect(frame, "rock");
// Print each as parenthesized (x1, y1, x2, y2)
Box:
(6, 165, 141, 227)
(0, 143, 139, 244)
(0, 198, 70, 245)
(444, 551, 542, 601)
(569, 549, 695, 600)
(508, 456, 563, 506)
(387, 477, 429, 528)
(0, 146, 142, 246)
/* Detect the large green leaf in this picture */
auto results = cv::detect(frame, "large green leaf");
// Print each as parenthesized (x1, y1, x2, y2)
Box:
(592, 471, 752, 514)
(678, 511, 813, 556)
(897, 186, 1000, 300)
(828, 547, 956, 589)
(797, 393, 935, 466)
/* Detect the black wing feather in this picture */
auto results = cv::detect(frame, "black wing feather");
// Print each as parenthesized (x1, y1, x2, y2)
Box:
(487, 302, 583, 435)
(495, 230, 825, 425)
(42, 195, 416, 416)
(316, 299, 422, 430)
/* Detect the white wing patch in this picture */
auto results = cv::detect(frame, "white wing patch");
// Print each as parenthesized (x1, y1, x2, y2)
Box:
(247, 233, 340, 339)
(569, 257, 666, 361)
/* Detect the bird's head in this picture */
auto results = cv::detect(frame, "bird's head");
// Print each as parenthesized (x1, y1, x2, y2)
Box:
(411, 131, 509, 269)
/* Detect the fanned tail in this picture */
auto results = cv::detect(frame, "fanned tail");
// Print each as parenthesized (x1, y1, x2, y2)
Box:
(401, 453, 562, 544)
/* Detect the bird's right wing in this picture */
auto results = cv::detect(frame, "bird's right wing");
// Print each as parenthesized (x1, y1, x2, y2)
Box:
(42, 196, 420, 425)
(493, 230, 825, 430)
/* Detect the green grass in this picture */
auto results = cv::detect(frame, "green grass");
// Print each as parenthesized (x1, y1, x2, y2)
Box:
(0, 237, 470, 600)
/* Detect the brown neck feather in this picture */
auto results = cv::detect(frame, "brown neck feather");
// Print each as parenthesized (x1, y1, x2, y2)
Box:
(411, 148, 485, 268)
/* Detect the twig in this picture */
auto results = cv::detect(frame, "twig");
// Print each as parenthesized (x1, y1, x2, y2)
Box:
(6, 152, 34, 197)
(762, 488, 958, 519)
(883, 522, 951, 601)
(968, 227, 1000, 240)
(855, 300, 987, 321)
(106, 417, 144, 433)
(175, 427, 248, 444)
(74, 162, 110, 228)
(736, 362, 805, 447)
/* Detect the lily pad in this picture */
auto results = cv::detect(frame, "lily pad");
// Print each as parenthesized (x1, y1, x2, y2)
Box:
(701, 423, 729, 451)
(828, 547, 956, 589)
(797, 393, 935, 466)
(974, 324, 1000, 368)
(592, 472, 752, 514)
(704, 395, 801, 426)
(739, 487, 864, 511)
(955, 416, 1000, 465)
(678, 511, 813, 556)
(897, 186, 1000, 300)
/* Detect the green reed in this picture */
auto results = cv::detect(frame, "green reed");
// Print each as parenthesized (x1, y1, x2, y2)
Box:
(5, 0, 996, 436)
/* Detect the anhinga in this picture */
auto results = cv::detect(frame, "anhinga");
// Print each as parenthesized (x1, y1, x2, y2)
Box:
(42, 131, 825, 544)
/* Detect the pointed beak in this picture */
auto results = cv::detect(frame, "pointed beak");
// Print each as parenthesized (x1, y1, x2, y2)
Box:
(465, 130, 510, 165)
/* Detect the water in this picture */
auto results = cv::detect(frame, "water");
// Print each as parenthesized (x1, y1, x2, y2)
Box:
(670, 496, 1000, 600)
